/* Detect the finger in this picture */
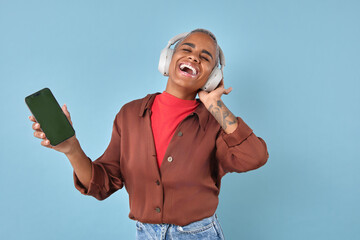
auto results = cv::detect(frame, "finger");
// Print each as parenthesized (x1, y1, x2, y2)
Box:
(41, 139, 53, 148)
(224, 87, 233, 95)
(62, 104, 71, 118)
(62, 104, 73, 125)
(29, 115, 37, 122)
(34, 130, 46, 139)
(32, 122, 41, 130)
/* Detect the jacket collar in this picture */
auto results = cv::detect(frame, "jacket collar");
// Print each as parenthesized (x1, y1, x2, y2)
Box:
(139, 93, 209, 131)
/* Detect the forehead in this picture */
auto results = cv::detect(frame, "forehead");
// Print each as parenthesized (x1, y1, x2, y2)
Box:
(181, 32, 217, 54)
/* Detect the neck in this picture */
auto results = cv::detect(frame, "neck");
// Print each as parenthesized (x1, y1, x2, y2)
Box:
(165, 78, 197, 100)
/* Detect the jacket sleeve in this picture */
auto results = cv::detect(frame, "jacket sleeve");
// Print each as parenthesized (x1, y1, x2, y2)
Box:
(215, 117, 269, 178)
(73, 113, 124, 200)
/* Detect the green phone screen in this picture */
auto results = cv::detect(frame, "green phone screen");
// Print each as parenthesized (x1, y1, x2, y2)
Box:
(25, 88, 75, 146)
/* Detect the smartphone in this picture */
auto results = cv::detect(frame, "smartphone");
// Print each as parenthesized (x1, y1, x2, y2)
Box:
(25, 88, 75, 146)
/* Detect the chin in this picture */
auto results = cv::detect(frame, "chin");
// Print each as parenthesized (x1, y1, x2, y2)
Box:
(173, 76, 202, 91)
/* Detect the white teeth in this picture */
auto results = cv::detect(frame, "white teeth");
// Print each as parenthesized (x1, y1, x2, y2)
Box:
(180, 63, 197, 75)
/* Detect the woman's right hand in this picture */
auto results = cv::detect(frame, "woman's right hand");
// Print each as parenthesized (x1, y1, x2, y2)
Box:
(29, 104, 79, 155)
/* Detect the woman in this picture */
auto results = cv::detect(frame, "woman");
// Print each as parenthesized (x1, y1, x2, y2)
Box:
(29, 29, 269, 239)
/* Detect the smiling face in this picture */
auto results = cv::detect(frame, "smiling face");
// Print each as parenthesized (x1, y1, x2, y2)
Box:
(166, 32, 217, 99)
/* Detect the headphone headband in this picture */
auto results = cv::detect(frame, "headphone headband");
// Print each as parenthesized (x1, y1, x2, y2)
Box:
(218, 47, 225, 67)
(167, 32, 189, 47)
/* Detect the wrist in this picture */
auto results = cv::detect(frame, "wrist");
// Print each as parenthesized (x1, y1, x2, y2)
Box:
(204, 98, 222, 110)
(64, 137, 81, 156)
(206, 99, 238, 134)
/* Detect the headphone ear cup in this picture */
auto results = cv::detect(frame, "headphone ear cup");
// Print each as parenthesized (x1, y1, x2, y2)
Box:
(164, 49, 174, 76)
(201, 67, 223, 92)
(158, 48, 174, 76)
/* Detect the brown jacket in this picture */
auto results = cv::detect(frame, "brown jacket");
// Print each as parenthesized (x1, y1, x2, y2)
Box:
(74, 93, 269, 226)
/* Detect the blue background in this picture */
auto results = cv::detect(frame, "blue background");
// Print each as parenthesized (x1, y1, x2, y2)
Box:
(1, 0, 359, 239)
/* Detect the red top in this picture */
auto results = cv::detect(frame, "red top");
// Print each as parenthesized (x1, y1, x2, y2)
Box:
(151, 91, 199, 168)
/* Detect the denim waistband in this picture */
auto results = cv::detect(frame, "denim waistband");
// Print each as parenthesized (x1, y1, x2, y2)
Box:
(135, 213, 225, 239)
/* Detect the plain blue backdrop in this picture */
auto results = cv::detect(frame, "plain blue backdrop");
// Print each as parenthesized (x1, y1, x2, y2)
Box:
(1, 0, 359, 239)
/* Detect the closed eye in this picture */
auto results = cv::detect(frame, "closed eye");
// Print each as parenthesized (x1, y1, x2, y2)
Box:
(201, 56, 209, 62)
(181, 48, 210, 62)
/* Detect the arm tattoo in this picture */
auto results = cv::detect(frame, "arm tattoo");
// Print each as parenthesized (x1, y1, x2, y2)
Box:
(208, 100, 237, 130)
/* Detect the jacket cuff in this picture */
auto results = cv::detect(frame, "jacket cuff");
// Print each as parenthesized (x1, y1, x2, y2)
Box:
(73, 161, 97, 195)
(221, 117, 253, 147)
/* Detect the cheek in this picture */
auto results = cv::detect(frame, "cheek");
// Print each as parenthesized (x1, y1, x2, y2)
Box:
(198, 69, 212, 85)
(197, 66, 214, 86)
(168, 54, 180, 74)
(204, 65, 214, 77)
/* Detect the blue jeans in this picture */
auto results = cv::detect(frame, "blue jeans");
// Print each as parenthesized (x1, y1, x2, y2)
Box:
(135, 213, 225, 240)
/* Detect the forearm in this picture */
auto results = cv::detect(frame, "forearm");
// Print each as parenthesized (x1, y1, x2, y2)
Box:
(206, 99, 238, 134)
(65, 139, 92, 190)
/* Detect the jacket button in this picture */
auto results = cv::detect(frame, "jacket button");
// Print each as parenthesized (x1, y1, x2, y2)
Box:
(155, 207, 161, 213)
(177, 131, 183, 137)
(167, 156, 173, 162)
(156, 180, 160, 185)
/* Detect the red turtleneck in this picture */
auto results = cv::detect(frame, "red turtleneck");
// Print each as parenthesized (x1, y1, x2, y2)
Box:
(151, 91, 199, 168)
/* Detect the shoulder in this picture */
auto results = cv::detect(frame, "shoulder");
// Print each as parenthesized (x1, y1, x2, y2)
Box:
(115, 93, 158, 120)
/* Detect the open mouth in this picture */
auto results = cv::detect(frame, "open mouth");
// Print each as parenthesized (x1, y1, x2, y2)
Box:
(179, 63, 198, 77)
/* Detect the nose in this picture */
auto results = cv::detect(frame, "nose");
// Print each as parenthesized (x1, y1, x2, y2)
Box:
(188, 55, 199, 63)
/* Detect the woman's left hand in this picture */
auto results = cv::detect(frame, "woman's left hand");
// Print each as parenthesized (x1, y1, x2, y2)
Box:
(198, 80, 232, 108)
(198, 79, 238, 133)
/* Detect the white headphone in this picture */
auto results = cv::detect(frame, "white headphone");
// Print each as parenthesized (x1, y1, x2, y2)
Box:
(158, 32, 225, 92)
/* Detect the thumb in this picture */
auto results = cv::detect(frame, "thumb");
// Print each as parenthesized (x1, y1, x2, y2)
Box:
(198, 89, 207, 98)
